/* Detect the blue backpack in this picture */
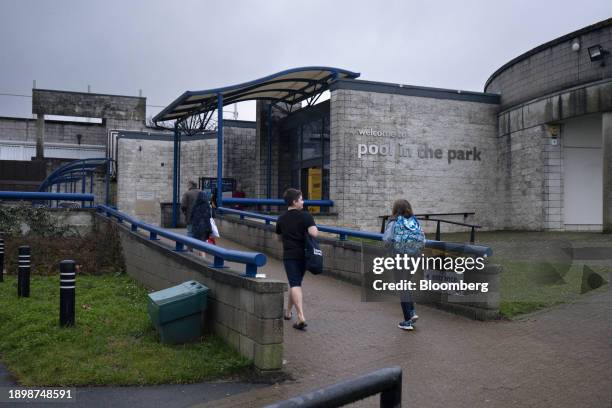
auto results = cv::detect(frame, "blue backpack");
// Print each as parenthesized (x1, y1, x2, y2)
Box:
(393, 215, 426, 255)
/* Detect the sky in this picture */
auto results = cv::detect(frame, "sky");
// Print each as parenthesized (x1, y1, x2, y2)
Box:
(0, 0, 611, 122)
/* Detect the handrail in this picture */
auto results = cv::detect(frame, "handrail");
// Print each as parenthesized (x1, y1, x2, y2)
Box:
(97, 205, 267, 276)
(0, 191, 94, 202)
(265, 366, 402, 408)
(221, 198, 334, 207)
(218, 207, 492, 257)
(419, 217, 482, 244)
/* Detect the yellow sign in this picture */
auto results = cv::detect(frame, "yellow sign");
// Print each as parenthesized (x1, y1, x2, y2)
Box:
(307, 167, 322, 214)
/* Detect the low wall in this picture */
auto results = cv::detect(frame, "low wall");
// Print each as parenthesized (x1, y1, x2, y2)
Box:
(216, 214, 501, 320)
(95, 214, 287, 372)
(48, 208, 96, 235)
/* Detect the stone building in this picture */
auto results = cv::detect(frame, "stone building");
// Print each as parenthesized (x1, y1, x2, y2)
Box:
(2, 18, 611, 233)
(149, 18, 612, 232)
(0, 89, 147, 198)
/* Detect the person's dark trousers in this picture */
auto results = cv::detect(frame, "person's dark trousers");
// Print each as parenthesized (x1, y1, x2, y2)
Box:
(394, 267, 416, 321)
(401, 301, 415, 321)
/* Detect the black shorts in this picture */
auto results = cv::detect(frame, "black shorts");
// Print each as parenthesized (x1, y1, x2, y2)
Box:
(283, 259, 306, 287)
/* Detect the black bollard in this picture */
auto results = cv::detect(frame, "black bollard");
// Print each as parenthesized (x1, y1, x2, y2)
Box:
(17, 246, 31, 297)
(59, 260, 76, 327)
(0, 238, 4, 282)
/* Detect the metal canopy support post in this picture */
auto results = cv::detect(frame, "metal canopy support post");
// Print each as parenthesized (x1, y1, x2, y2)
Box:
(89, 173, 93, 206)
(172, 124, 179, 227)
(81, 163, 86, 208)
(177, 131, 182, 215)
(217, 93, 224, 208)
(105, 159, 110, 205)
(267, 103, 272, 201)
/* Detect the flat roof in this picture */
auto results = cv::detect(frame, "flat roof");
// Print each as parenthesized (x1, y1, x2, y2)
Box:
(331, 79, 500, 104)
(153, 67, 359, 124)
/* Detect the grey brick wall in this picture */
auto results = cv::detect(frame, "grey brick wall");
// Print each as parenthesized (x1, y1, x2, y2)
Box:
(497, 79, 612, 230)
(32, 89, 146, 121)
(329, 88, 501, 232)
(117, 124, 256, 224)
(0, 117, 107, 145)
(486, 19, 612, 109)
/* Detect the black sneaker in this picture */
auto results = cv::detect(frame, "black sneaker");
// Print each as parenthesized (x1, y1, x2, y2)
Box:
(397, 321, 414, 331)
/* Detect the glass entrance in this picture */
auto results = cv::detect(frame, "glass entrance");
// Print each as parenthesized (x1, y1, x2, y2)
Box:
(281, 101, 330, 211)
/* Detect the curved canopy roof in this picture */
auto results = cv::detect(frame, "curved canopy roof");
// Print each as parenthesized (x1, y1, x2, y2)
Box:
(153, 66, 360, 125)
(38, 158, 110, 192)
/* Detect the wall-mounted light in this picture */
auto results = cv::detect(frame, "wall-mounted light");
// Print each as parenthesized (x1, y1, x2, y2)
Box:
(588, 45, 609, 66)
(571, 39, 580, 52)
(547, 124, 560, 145)
(76, 134, 82, 145)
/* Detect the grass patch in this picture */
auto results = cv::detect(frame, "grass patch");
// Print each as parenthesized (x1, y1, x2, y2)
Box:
(0, 274, 250, 386)
(498, 260, 609, 318)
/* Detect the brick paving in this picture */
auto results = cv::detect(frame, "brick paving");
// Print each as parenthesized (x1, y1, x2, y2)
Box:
(194, 236, 612, 408)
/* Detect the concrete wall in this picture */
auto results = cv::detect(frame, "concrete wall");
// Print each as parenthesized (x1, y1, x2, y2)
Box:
(116, 122, 256, 224)
(32, 89, 146, 121)
(216, 214, 501, 320)
(328, 84, 500, 232)
(45, 208, 96, 235)
(497, 80, 612, 230)
(486, 18, 612, 109)
(0, 117, 107, 146)
(96, 214, 286, 371)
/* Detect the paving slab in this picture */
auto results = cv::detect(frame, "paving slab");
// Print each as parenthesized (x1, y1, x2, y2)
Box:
(191, 235, 612, 408)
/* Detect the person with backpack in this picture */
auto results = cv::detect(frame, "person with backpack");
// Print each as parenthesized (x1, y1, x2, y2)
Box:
(275, 188, 318, 331)
(383, 199, 426, 331)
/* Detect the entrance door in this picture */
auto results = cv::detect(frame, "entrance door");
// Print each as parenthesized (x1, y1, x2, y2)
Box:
(563, 115, 602, 225)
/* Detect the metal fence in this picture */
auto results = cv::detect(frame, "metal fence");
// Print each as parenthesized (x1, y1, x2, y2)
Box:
(265, 366, 402, 408)
(98, 205, 267, 276)
(217, 207, 492, 258)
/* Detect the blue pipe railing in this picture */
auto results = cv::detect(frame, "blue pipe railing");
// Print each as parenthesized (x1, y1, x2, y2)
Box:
(0, 191, 95, 202)
(217, 207, 493, 258)
(221, 198, 334, 207)
(97, 205, 267, 276)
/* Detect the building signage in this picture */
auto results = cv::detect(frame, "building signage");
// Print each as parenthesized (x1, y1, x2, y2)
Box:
(357, 142, 482, 164)
(354, 128, 482, 163)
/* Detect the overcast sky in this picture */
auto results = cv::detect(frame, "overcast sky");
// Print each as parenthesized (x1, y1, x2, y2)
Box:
(0, 0, 610, 121)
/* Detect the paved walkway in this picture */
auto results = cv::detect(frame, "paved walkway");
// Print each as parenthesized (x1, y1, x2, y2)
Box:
(197, 236, 612, 408)
(2, 232, 609, 407)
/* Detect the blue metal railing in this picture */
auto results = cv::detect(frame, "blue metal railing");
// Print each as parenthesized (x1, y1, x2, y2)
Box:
(217, 207, 493, 258)
(97, 205, 267, 276)
(0, 191, 95, 202)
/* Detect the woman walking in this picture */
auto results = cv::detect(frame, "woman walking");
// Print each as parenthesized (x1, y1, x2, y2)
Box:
(275, 188, 318, 331)
(383, 199, 425, 331)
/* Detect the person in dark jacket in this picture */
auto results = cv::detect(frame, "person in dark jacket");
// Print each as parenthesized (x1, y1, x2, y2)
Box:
(181, 180, 201, 236)
(190, 191, 213, 256)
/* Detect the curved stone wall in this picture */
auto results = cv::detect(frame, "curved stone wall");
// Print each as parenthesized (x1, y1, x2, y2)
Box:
(485, 18, 612, 109)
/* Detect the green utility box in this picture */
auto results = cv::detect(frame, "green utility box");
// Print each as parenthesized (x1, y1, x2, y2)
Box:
(147, 281, 209, 344)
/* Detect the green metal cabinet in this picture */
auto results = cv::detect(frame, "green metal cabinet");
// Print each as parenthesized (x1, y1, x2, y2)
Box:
(147, 281, 209, 344)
